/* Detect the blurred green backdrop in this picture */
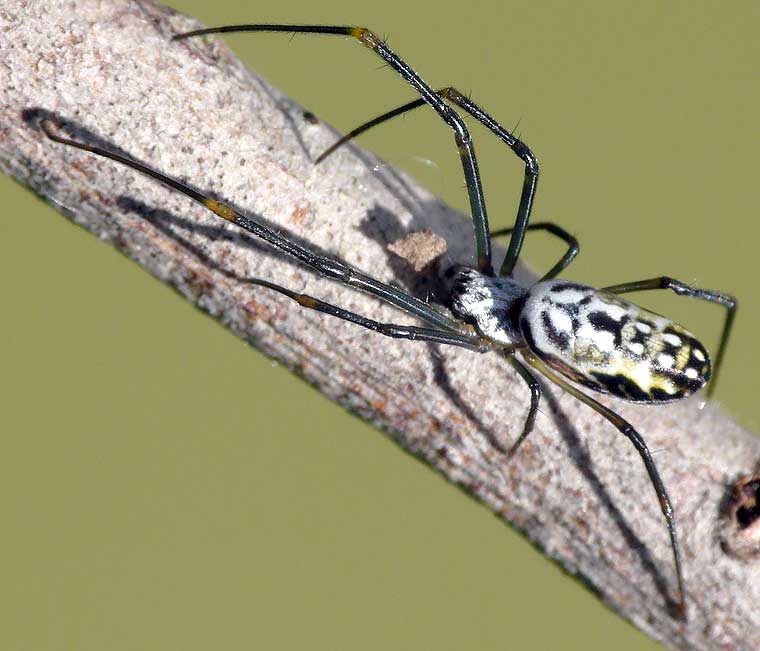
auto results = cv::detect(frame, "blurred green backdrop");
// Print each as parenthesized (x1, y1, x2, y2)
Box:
(1, 1, 757, 650)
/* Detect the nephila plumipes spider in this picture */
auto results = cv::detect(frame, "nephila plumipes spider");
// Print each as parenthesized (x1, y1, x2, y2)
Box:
(37, 22, 737, 619)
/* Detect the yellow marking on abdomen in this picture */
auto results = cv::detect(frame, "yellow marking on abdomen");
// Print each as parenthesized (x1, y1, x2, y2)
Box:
(675, 344, 691, 370)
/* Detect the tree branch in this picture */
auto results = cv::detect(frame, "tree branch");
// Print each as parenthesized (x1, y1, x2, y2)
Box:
(1, 1, 758, 648)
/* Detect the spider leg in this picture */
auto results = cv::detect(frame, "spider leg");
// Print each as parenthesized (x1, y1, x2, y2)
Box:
(173, 28, 495, 275)
(314, 94, 428, 164)
(39, 119, 462, 333)
(522, 350, 687, 620)
(249, 278, 485, 350)
(505, 352, 542, 457)
(310, 85, 540, 277)
(602, 277, 737, 398)
(491, 222, 579, 280)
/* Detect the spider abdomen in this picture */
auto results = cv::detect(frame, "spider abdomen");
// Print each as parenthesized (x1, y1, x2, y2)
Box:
(519, 281, 711, 403)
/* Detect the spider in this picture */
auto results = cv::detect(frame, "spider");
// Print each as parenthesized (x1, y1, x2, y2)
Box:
(37, 23, 737, 620)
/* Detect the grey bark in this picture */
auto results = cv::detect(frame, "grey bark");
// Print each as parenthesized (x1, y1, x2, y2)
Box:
(1, 1, 759, 648)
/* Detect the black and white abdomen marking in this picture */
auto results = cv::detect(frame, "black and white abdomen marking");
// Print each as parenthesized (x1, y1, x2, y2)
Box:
(519, 281, 711, 402)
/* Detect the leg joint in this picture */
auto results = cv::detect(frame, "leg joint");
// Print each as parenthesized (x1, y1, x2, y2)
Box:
(440, 86, 464, 102)
(514, 141, 539, 175)
(447, 110, 471, 145)
(352, 27, 381, 48)
(528, 376, 541, 399)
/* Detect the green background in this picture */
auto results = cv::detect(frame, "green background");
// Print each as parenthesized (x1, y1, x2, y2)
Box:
(1, 1, 757, 649)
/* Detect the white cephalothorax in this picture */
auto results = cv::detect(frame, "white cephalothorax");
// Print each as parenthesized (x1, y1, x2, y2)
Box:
(447, 267, 527, 346)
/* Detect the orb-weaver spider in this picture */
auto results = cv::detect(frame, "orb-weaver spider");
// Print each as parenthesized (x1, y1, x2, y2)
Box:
(37, 22, 737, 619)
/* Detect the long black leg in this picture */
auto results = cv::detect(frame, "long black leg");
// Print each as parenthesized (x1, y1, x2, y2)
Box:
(491, 222, 579, 280)
(602, 277, 737, 398)
(506, 353, 542, 457)
(315, 94, 432, 164)
(173, 27, 495, 275)
(39, 119, 463, 333)
(249, 278, 485, 350)
(522, 351, 686, 619)
(309, 85, 540, 277)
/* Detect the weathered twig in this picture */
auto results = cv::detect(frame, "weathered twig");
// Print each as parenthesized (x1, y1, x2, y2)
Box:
(1, 1, 759, 648)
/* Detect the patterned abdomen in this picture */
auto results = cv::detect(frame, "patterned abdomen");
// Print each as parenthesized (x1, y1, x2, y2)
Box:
(519, 281, 711, 403)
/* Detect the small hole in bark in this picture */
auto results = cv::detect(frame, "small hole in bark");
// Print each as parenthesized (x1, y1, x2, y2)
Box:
(720, 473, 760, 561)
(735, 478, 760, 529)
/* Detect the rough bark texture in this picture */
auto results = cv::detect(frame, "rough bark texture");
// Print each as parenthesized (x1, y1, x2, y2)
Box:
(1, 1, 759, 648)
